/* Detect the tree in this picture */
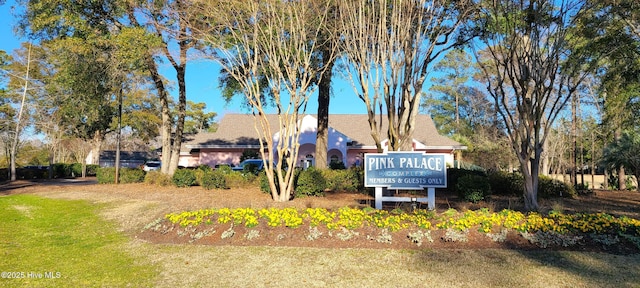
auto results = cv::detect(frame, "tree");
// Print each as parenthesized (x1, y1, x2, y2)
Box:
(18, 0, 196, 177)
(423, 49, 499, 136)
(216, 1, 338, 170)
(0, 50, 16, 170)
(189, 0, 336, 201)
(8, 44, 32, 181)
(422, 49, 512, 170)
(124, 0, 196, 175)
(601, 131, 640, 191)
(425, 49, 474, 136)
(0, 43, 46, 180)
(580, 0, 640, 189)
(184, 101, 217, 134)
(337, 0, 476, 152)
(474, 0, 593, 211)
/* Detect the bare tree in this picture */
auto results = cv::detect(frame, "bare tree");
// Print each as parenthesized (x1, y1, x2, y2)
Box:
(337, 0, 475, 151)
(190, 0, 336, 201)
(474, 0, 591, 211)
(0, 44, 37, 181)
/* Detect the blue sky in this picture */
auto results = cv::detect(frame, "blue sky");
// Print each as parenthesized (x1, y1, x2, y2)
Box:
(0, 1, 371, 120)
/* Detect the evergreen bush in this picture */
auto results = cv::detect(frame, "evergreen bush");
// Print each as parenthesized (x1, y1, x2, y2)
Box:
(70, 163, 99, 177)
(172, 168, 197, 187)
(96, 168, 115, 184)
(538, 175, 577, 199)
(488, 171, 523, 196)
(295, 167, 326, 197)
(322, 168, 362, 192)
(119, 168, 146, 183)
(200, 170, 226, 190)
(447, 168, 486, 191)
(144, 171, 173, 186)
(51, 163, 73, 178)
(259, 171, 271, 194)
(225, 171, 256, 188)
(97, 167, 145, 184)
(455, 174, 492, 203)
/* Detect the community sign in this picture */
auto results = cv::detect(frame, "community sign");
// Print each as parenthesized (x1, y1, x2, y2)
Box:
(364, 151, 447, 189)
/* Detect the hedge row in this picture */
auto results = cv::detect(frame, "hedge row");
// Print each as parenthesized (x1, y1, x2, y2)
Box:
(260, 167, 365, 197)
(93, 165, 577, 203)
(0, 164, 99, 181)
(96, 168, 146, 184)
(449, 168, 577, 202)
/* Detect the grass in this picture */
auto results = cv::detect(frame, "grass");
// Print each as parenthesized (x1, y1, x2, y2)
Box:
(0, 194, 157, 287)
(137, 245, 640, 288)
(2, 184, 640, 287)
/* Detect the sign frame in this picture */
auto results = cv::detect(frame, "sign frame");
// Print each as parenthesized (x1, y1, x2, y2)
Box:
(364, 151, 448, 210)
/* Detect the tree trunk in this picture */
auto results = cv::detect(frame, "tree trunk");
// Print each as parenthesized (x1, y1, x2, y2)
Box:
(169, 63, 187, 175)
(127, 10, 175, 176)
(570, 93, 577, 187)
(618, 167, 626, 190)
(541, 139, 549, 176)
(90, 131, 103, 168)
(522, 156, 540, 211)
(10, 44, 31, 182)
(315, 46, 334, 170)
(614, 129, 625, 190)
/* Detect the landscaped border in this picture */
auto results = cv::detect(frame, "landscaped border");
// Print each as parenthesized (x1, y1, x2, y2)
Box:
(144, 207, 640, 250)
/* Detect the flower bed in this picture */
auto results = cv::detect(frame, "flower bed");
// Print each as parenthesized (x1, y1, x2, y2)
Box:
(144, 207, 640, 251)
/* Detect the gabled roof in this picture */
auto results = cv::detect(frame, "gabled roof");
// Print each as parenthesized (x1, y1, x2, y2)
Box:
(327, 114, 462, 148)
(183, 113, 463, 149)
(183, 114, 280, 148)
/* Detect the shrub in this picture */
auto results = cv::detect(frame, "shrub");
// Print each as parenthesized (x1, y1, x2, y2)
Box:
(96, 167, 145, 184)
(51, 163, 73, 178)
(488, 171, 523, 196)
(172, 168, 197, 187)
(295, 167, 326, 197)
(225, 171, 256, 188)
(200, 170, 226, 190)
(70, 163, 99, 177)
(119, 168, 146, 183)
(455, 174, 491, 203)
(216, 165, 233, 174)
(144, 171, 173, 186)
(86, 164, 99, 176)
(16, 167, 47, 180)
(194, 167, 214, 186)
(447, 168, 486, 192)
(538, 175, 577, 199)
(70, 163, 83, 176)
(322, 168, 362, 192)
(96, 168, 115, 184)
(259, 171, 272, 194)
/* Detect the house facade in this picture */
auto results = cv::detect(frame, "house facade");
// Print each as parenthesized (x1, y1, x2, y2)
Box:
(179, 114, 466, 169)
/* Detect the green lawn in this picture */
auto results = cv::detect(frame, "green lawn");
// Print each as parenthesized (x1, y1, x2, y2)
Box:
(0, 194, 157, 287)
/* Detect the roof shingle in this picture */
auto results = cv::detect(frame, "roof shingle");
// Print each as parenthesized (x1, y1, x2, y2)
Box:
(183, 114, 462, 149)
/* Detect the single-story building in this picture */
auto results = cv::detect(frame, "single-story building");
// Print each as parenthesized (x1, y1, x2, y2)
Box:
(178, 114, 466, 169)
(86, 150, 157, 168)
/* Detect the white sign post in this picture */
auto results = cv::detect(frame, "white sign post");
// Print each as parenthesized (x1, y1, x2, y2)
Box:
(365, 152, 447, 210)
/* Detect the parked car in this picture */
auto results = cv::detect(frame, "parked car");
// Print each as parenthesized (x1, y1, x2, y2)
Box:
(142, 161, 161, 172)
(232, 159, 267, 173)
